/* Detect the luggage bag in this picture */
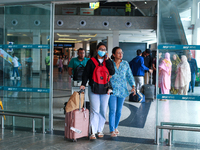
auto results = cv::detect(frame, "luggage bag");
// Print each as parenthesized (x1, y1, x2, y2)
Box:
(129, 91, 145, 103)
(143, 72, 155, 100)
(65, 90, 89, 141)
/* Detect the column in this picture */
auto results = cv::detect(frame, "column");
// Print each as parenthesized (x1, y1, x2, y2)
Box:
(32, 30, 40, 74)
(113, 30, 119, 47)
(107, 30, 119, 56)
(42, 34, 48, 71)
(107, 36, 113, 57)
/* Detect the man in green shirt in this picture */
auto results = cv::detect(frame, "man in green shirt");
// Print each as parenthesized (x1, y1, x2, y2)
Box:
(68, 48, 89, 76)
(45, 53, 50, 78)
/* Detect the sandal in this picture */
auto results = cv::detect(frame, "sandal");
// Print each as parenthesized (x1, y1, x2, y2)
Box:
(110, 131, 117, 137)
(90, 134, 96, 140)
(115, 129, 119, 135)
(97, 132, 104, 138)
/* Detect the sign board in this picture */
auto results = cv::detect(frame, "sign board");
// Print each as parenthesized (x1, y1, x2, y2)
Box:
(7, 42, 13, 52)
(62, 7, 76, 15)
(54, 43, 74, 47)
(80, 8, 94, 15)
(89, 2, 100, 10)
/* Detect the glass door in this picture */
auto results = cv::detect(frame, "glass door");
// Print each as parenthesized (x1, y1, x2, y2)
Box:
(0, 3, 54, 132)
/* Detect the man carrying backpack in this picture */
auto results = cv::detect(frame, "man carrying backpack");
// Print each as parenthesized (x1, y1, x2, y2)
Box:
(68, 48, 89, 79)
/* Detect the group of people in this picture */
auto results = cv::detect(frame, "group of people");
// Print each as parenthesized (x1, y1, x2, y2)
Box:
(129, 49, 153, 92)
(67, 42, 135, 140)
(56, 55, 69, 73)
(66, 42, 199, 140)
(158, 52, 199, 96)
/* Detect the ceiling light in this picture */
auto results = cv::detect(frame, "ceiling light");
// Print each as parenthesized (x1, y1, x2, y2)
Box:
(55, 40, 82, 43)
(135, 7, 138, 9)
(79, 34, 97, 37)
(7, 34, 13, 36)
(144, 2, 147, 4)
(58, 38, 76, 40)
(57, 33, 70, 37)
(84, 38, 91, 41)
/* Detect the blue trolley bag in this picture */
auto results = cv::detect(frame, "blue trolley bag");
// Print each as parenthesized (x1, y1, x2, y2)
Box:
(142, 72, 155, 100)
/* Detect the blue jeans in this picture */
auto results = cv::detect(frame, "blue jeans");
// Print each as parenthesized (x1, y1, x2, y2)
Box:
(13, 67, 19, 77)
(109, 95, 125, 132)
(88, 86, 110, 134)
(189, 72, 196, 92)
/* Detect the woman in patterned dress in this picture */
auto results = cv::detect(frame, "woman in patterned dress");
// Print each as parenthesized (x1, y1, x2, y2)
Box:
(108, 47, 136, 137)
(170, 54, 181, 94)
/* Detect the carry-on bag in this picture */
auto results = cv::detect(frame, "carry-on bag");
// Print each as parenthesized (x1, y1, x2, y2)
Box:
(142, 72, 155, 100)
(129, 91, 145, 103)
(65, 89, 89, 141)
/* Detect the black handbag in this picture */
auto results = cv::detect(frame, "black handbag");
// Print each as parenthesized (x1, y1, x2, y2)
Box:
(129, 91, 145, 102)
(129, 92, 138, 102)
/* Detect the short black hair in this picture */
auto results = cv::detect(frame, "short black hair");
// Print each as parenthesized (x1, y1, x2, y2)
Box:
(77, 48, 85, 53)
(145, 49, 151, 54)
(137, 49, 142, 56)
(97, 42, 107, 50)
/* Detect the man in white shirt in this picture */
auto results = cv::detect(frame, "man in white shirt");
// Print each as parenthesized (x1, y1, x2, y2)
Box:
(11, 54, 20, 80)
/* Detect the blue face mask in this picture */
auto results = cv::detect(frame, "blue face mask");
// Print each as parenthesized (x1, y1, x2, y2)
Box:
(98, 50, 106, 57)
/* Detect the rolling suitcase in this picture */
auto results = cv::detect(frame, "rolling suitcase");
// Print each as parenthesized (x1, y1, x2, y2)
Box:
(142, 72, 155, 100)
(65, 90, 89, 141)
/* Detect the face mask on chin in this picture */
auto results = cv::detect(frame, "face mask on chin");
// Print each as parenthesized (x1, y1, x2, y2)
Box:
(98, 50, 106, 57)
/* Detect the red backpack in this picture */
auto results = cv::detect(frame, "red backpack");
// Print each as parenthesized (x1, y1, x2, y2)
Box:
(91, 57, 110, 94)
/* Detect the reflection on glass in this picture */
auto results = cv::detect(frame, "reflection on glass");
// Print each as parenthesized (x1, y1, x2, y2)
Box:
(175, 55, 191, 95)
(187, 52, 200, 93)
(170, 54, 181, 94)
(158, 53, 172, 94)
(158, 50, 200, 96)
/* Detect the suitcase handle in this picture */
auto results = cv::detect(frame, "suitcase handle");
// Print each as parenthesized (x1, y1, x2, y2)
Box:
(78, 89, 86, 111)
(147, 71, 153, 85)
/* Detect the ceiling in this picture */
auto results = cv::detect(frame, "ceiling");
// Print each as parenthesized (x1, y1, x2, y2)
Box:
(54, 29, 157, 44)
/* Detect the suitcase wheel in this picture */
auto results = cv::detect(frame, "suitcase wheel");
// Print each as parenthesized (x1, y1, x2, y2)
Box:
(73, 139, 77, 142)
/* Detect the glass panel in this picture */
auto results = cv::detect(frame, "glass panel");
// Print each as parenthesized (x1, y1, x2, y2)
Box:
(0, 3, 53, 131)
(55, 2, 156, 17)
(157, 0, 200, 145)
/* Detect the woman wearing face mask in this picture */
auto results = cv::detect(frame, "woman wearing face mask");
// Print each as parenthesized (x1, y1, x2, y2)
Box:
(109, 47, 135, 137)
(80, 42, 115, 140)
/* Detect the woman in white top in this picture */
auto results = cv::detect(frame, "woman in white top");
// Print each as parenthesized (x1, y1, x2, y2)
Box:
(63, 56, 68, 72)
(175, 55, 191, 95)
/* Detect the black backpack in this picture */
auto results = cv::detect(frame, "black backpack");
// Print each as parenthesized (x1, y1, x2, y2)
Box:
(73, 64, 85, 81)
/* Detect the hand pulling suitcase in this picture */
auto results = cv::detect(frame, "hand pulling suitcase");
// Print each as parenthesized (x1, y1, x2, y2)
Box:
(143, 72, 155, 100)
(65, 89, 89, 142)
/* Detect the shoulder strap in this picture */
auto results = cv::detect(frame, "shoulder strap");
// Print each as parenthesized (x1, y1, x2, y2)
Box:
(91, 57, 99, 67)
(91, 57, 106, 67)
(76, 64, 84, 68)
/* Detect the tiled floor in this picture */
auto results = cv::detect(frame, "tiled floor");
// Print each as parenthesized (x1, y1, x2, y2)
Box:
(1, 67, 200, 149)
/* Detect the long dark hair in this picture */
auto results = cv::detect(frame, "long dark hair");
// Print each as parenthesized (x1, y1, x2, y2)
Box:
(111, 46, 121, 60)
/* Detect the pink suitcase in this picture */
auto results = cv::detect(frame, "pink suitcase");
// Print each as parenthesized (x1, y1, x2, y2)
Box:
(65, 90, 89, 141)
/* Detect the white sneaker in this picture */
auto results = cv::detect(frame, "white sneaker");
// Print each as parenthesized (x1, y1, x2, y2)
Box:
(10, 77, 14, 80)
(17, 77, 20, 80)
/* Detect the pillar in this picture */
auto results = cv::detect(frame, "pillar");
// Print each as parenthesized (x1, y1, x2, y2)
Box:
(32, 30, 40, 74)
(107, 36, 113, 57)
